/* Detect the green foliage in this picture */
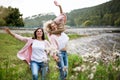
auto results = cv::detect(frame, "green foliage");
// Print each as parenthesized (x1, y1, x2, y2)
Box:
(82, 20, 93, 26)
(102, 13, 114, 26)
(5, 7, 24, 27)
(68, 33, 87, 40)
(115, 17, 120, 26)
(24, 13, 56, 27)
(0, 6, 24, 27)
(67, 0, 120, 27)
(0, 18, 6, 26)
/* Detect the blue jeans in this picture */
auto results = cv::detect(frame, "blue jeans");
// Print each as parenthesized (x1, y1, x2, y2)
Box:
(30, 61, 47, 80)
(57, 51, 68, 80)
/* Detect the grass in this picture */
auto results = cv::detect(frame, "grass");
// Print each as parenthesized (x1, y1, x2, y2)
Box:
(67, 33, 87, 40)
(0, 33, 120, 80)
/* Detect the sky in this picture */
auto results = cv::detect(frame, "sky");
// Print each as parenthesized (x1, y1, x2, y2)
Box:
(0, 0, 110, 18)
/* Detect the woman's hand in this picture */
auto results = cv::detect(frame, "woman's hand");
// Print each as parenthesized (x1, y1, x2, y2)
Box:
(53, 54, 59, 62)
(4, 27, 11, 34)
(54, 56, 60, 62)
(54, 0, 60, 6)
(4, 27, 15, 37)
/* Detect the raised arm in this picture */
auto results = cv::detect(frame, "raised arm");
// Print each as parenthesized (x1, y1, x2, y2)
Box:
(54, 0, 67, 24)
(5, 27, 16, 37)
(4, 28, 30, 42)
(54, 0, 63, 14)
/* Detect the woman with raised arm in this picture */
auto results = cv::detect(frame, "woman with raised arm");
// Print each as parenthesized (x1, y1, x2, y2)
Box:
(44, 1, 69, 80)
(44, 0, 67, 35)
(4, 27, 51, 80)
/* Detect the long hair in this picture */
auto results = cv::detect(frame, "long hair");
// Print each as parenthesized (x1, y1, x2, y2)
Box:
(43, 20, 65, 34)
(32, 28, 45, 40)
(43, 20, 53, 33)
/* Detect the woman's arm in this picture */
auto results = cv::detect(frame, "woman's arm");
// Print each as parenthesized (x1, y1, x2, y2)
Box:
(54, 0, 63, 14)
(54, 0, 67, 24)
(5, 27, 16, 37)
(45, 39, 59, 62)
(4, 28, 30, 42)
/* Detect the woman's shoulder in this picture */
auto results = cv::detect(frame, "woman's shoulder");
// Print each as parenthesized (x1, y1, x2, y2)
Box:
(61, 32, 67, 36)
(61, 32, 69, 39)
(49, 34, 58, 38)
(44, 40, 50, 45)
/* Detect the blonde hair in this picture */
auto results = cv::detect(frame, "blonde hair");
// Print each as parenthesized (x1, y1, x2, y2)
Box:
(43, 20, 53, 33)
(43, 20, 65, 34)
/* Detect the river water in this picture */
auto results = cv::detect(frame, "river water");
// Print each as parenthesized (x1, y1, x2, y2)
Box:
(0, 27, 120, 56)
(67, 33, 120, 55)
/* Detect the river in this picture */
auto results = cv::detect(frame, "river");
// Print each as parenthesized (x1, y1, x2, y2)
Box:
(0, 27, 120, 56)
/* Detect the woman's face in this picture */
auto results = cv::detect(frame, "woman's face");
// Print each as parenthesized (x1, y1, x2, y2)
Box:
(50, 22, 57, 31)
(36, 29, 43, 38)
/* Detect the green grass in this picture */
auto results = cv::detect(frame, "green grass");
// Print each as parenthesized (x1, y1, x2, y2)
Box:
(68, 33, 87, 40)
(0, 33, 120, 80)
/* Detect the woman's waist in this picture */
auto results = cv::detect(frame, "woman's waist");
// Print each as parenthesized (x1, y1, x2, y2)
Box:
(31, 56, 48, 62)
(59, 47, 67, 52)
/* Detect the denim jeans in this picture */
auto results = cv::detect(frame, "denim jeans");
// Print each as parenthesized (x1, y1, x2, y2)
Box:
(30, 61, 47, 80)
(57, 51, 68, 80)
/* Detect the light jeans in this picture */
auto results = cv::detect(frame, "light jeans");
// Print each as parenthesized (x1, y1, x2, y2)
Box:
(57, 51, 68, 80)
(30, 61, 47, 80)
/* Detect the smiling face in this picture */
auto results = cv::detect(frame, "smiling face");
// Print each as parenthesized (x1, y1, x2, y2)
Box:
(34, 28, 45, 40)
(50, 22, 58, 31)
(36, 29, 43, 38)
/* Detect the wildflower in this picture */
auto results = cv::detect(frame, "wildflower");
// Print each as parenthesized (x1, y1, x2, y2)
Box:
(63, 66, 68, 71)
(88, 73, 94, 79)
(70, 75, 75, 80)
(47, 45, 59, 56)
(118, 65, 120, 70)
(70, 75, 77, 80)
(93, 61, 99, 66)
(116, 67, 118, 71)
(81, 64, 86, 72)
(94, 52, 102, 59)
(91, 66, 96, 73)
(73, 66, 81, 72)
(113, 52, 120, 59)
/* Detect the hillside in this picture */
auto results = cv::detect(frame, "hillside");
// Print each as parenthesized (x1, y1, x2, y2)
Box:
(24, 0, 120, 27)
(67, 0, 120, 27)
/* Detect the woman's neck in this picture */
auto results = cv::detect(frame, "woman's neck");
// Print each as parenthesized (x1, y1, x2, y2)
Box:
(37, 37, 42, 41)
(56, 33, 61, 37)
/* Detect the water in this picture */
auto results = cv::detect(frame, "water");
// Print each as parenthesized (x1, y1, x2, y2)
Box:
(67, 33, 120, 56)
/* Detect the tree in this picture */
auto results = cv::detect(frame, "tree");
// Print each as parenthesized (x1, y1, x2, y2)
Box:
(82, 20, 92, 27)
(103, 14, 113, 26)
(0, 18, 6, 26)
(5, 7, 24, 27)
(114, 17, 120, 26)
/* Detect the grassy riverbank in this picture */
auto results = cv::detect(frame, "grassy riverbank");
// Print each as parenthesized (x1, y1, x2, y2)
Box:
(0, 33, 120, 80)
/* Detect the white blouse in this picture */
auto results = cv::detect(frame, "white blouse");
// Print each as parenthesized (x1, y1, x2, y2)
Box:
(57, 32, 69, 50)
(31, 40, 48, 62)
